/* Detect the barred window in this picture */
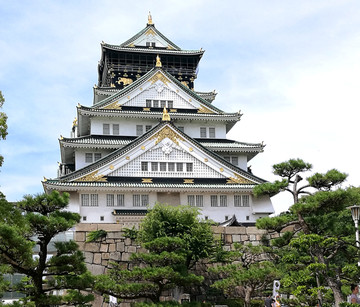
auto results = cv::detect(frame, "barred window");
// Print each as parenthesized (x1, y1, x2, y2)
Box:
(187, 195, 195, 207)
(133, 194, 141, 207)
(200, 127, 207, 138)
(224, 156, 231, 162)
(186, 163, 193, 172)
(85, 153, 93, 163)
(196, 195, 203, 207)
(168, 100, 173, 108)
(220, 195, 227, 207)
(81, 194, 90, 206)
(117, 194, 125, 207)
(106, 194, 115, 207)
(103, 124, 110, 135)
(178, 126, 184, 132)
(231, 156, 238, 166)
(176, 163, 183, 172)
(113, 124, 119, 135)
(145, 125, 152, 132)
(168, 162, 175, 172)
(242, 195, 250, 207)
(136, 125, 143, 136)
(234, 195, 241, 207)
(209, 127, 216, 138)
(141, 162, 148, 171)
(210, 195, 218, 207)
(146, 100, 151, 107)
(153, 100, 159, 108)
(141, 195, 149, 207)
(160, 162, 167, 172)
(90, 194, 98, 206)
(94, 153, 102, 161)
(160, 100, 166, 108)
(133, 195, 148, 207)
(151, 162, 158, 172)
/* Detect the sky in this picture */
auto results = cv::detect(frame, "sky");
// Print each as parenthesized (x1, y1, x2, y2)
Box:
(0, 0, 359, 214)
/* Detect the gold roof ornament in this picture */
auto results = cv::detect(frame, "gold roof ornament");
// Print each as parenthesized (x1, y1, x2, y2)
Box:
(156, 55, 162, 67)
(162, 107, 170, 121)
(148, 11, 153, 25)
(72, 117, 77, 127)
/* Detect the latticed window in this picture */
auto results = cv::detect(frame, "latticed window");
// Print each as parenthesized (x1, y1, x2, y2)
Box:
(133, 195, 149, 207)
(187, 195, 195, 206)
(117, 194, 125, 207)
(141, 195, 149, 207)
(106, 194, 115, 207)
(141, 162, 148, 171)
(145, 125, 152, 132)
(178, 126, 184, 132)
(242, 195, 250, 207)
(90, 194, 98, 206)
(232, 156, 238, 166)
(136, 125, 143, 136)
(151, 162, 158, 171)
(196, 195, 203, 207)
(94, 153, 102, 161)
(220, 195, 227, 207)
(209, 127, 216, 138)
(81, 194, 89, 206)
(224, 156, 231, 162)
(168, 100, 173, 108)
(146, 100, 151, 107)
(160, 100, 166, 108)
(160, 162, 167, 172)
(234, 195, 241, 207)
(133, 194, 141, 207)
(85, 153, 93, 163)
(210, 195, 218, 207)
(103, 124, 110, 135)
(176, 163, 183, 172)
(168, 162, 175, 172)
(153, 100, 159, 108)
(200, 127, 207, 138)
(186, 163, 193, 172)
(113, 124, 119, 135)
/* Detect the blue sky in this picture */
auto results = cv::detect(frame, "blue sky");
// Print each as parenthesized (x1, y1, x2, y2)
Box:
(1, 0, 359, 213)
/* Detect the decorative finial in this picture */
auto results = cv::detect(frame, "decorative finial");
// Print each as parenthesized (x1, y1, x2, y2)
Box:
(162, 107, 170, 121)
(148, 11, 153, 25)
(60, 135, 63, 140)
(156, 55, 162, 67)
(77, 103, 81, 107)
(43, 177, 47, 182)
(72, 117, 77, 127)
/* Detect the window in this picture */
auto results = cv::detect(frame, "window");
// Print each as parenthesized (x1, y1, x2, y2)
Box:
(210, 195, 218, 207)
(117, 194, 125, 207)
(81, 194, 89, 206)
(136, 125, 143, 136)
(133, 194, 148, 207)
(100, 216, 104, 221)
(82, 216, 87, 221)
(160, 162, 167, 172)
(186, 163, 193, 172)
(224, 156, 231, 162)
(151, 162, 158, 171)
(168, 100, 173, 108)
(234, 195, 250, 207)
(106, 194, 115, 207)
(85, 153, 93, 163)
(200, 127, 207, 138)
(145, 125, 152, 132)
(231, 156, 238, 166)
(246, 216, 250, 221)
(188, 195, 203, 207)
(225, 216, 228, 221)
(242, 195, 250, 207)
(178, 126, 184, 132)
(209, 127, 216, 138)
(220, 195, 227, 207)
(113, 124, 119, 135)
(176, 163, 183, 172)
(205, 216, 208, 220)
(187, 195, 195, 207)
(151, 42, 156, 47)
(146, 99, 151, 107)
(103, 124, 110, 135)
(90, 194, 98, 206)
(153, 100, 159, 108)
(160, 100, 166, 108)
(141, 162, 148, 172)
(94, 153, 102, 161)
(168, 162, 175, 172)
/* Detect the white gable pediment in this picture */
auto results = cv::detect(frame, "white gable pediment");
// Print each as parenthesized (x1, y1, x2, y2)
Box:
(126, 28, 175, 49)
(72, 124, 256, 185)
(100, 70, 217, 113)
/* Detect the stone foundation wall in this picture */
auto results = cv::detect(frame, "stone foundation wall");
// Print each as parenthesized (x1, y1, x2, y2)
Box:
(75, 223, 278, 306)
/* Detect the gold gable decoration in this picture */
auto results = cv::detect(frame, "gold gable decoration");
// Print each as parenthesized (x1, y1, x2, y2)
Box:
(103, 101, 122, 110)
(150, 72, 170, 85)
(226, 173, 253, 185)
(150, 126, 184, 146)
(117, 77, 133, 86)
(76, 171, 107, 182)
(146, 28, 156, 36)
(197, 106, 215, 114)
(156, 55, 162, 67)
(162, 108, 171, 121)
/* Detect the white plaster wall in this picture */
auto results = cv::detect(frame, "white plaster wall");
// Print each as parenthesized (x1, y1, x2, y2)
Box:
(75, 148, 113, 171)
(173, 121, 227, 139)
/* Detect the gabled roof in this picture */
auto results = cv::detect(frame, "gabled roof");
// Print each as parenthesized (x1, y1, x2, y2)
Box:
(54, 120, 266, 185)
(119, 23, 181, 50)
(91, 66, 225, 114)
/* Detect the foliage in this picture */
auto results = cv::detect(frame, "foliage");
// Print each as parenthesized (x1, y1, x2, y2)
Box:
(255, 158, 360, 307)
(86, 229, 107, 242)
(0, 191, 94, 306)
(123, 226, 139, 240)
(0, 90, 8, 167)
(95, 204, 216, 302)
(210, 243, 280, 307)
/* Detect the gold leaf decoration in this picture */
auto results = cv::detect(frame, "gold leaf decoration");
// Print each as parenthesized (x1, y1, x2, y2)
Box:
(169, 108, 177, 112)
(145, 28, 156, 36)
(141, 146, 145, 150)
(150, 126, 184, 146)
(142, 178, 153, 183)
(103, 101, 122, 110)
(116, 77, 133, 85)
(197, 106, 215, 114)
(184, 179, 194, 184)
(149, 72, 170, 85)
(143, 108, 151, 111)
(109, 165, 114, 170)
(76, 171, 107, 182)
(220, 168, 224, 172)
(189, 147, 193, 152)
(226, 173, 253, 184)
(204, 158, 208, 162)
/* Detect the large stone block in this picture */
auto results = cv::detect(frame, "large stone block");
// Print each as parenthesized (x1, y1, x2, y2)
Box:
(107, 232, 123, 239)
(108, 243, 116, 252)
(116, 242, 125, 252)
(224, 227, 246, 235)
(93, 253, 102, 264)
(124, 238, 132, 246)
(75, 224, 98, 232)
(246, 226, 267, 235)
(84, 242, 100, 252)
(88, 264, 105, 275)
(109, 252, 121, 261)
(84, 252, 93, 264)
(100, 224, 123, 232)
(100, 244, 108, 253)
(127, 246, 137, 253)
(232, 234, 241, 242)
(75, 232, 86, 242)
(211, 226, 225, 234)
(121, 252, 131, 261)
